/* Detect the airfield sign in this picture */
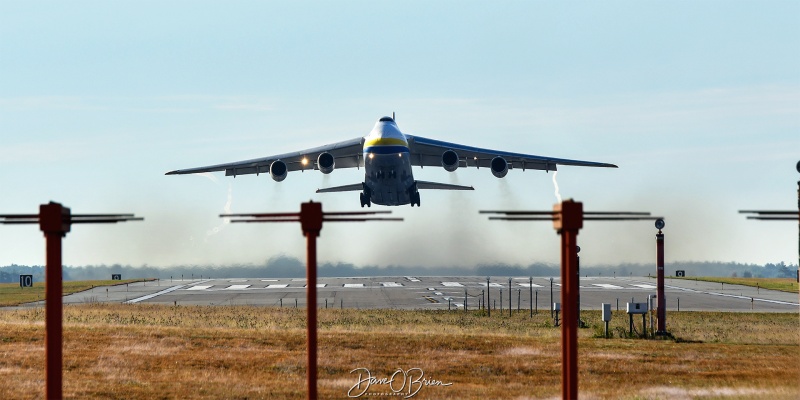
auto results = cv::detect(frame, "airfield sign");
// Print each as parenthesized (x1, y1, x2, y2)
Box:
(19, 274, 33, 288)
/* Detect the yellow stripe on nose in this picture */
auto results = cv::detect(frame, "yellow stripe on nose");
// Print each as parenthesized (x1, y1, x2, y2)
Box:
(364, 137, 408, 147)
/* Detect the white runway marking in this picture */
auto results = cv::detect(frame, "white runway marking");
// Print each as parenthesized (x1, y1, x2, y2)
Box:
(592, 284, 624, 289)
(226, 285, 250, 290)
(483, 283, 503, 287)
(292, 278, 306, 281)
(304, 284, 327, 288)
(229, 279, 247, 283)
(441, 282, 464, 287)
(266, 284, 289, 289)
(261, 279, 278, 282)
(405, 276, 421, 282)
(381, 282, 403, 287)
(630, 284, 657, 289)
(186, 285, 212, 290)
(518, 283, 543, 288)
(343, 283, 365, 288)
(125, 285, 187, 303)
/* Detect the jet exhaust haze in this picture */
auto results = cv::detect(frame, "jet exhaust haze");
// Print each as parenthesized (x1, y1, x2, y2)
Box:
(552, 171, 562, 203)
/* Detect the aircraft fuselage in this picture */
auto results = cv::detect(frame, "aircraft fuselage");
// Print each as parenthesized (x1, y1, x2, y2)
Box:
(361, 117, 418, 206)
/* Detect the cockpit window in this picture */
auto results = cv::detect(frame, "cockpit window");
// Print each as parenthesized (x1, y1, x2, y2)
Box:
(379, 116, 394, 122)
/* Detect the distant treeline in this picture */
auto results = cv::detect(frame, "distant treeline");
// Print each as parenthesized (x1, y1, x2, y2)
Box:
(0, 257, 796, 283)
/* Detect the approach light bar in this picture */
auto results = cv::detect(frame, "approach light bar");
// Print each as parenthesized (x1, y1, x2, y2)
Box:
(739, 210, 799, 221)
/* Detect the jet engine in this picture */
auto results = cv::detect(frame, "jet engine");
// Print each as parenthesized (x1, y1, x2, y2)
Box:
(441, 150, 459, 172)
(490, 156, 508, 178)
(317, 152, 335, 174)
(270, 160, 288, 182)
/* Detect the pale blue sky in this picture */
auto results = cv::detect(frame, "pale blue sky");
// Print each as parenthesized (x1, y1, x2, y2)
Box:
(1, 1, 798, 269)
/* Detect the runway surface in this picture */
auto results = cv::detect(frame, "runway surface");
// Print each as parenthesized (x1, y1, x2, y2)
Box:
(24, 276, 800, 312)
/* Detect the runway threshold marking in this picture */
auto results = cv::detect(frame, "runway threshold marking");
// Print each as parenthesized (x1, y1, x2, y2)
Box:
(381, 282, 403, 287)
(343, 284, 365, 288)
(266, 284, 289, 289)
(226, 285, 251, 290)
(441, 282, 464, 287)
(592, 284, 624, 289)
(518, 283, 543, 288)
(186, 285, 213, 290)
(630, 284, 657, 289)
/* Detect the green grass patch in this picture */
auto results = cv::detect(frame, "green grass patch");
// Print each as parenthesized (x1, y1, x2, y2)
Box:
(672, 276, 798, 293)
(0, 279, 151, 306)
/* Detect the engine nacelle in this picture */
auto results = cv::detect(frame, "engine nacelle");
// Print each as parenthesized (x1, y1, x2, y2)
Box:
(270, 160, 288, 182)
(441, 150, 459, 172)
(490, 156, 508, 178)
(317, 152, 335, 174)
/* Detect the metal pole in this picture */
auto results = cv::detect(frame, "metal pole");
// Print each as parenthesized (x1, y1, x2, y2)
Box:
(555, 200, 581, 400)
(656, 226, 666, 334)
(529, 277, 533, 318)
(508, 278, 512, 317)
(576, 249, 581, 327)
(44, 229, 63, 400)
(487, 277, 491, 317)
(41, 202, 68, 400)
(550, 277, 553, 318)
(301, 202, 323, 400)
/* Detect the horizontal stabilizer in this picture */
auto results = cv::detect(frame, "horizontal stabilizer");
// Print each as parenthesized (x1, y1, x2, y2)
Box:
(316, 183, 364, 193)
(415, 180, 474, 191)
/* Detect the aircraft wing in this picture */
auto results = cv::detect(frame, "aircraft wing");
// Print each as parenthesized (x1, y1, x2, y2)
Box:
(165, 137, 365, 177)
(405, 135, 617, 172)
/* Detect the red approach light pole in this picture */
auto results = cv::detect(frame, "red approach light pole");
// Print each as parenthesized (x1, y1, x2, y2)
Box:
(482, 201, 661, 400)
(222, 201, 401, 400)
(0, 202, 142, 400)
(655, 219, 666, 334)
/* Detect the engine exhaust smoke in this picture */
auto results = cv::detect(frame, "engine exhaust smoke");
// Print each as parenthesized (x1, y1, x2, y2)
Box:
(552, 171, 562, 203)
(206, 184, 233, 239)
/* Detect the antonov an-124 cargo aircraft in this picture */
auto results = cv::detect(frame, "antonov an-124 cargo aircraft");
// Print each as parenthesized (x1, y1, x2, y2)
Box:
(166, 115, 617, 207)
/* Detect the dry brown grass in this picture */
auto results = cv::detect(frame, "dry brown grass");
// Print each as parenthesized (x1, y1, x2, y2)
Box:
(0, 305, 797, 399)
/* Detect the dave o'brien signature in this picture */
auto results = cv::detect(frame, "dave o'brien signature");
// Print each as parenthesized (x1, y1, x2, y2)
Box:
(348, 367, 453, 398)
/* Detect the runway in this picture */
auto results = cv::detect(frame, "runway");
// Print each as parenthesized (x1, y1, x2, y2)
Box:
(34, 276, 800, 312)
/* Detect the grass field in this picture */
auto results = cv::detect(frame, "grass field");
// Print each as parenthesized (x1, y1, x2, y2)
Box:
(0, 279, 152, 306)
(0, 305, 797, 399)
(672, 276, 799, 293)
